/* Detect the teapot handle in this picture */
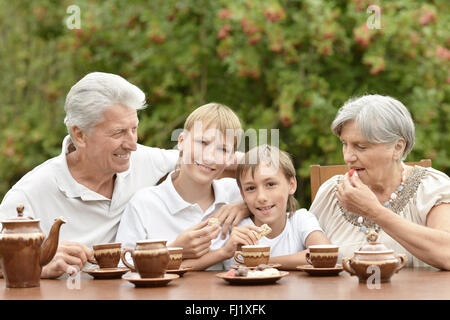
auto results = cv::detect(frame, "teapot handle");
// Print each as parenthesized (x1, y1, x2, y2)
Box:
(395, 254, 407, 273)
(120, 248, 136, 272)
(342, 257, 356, 276)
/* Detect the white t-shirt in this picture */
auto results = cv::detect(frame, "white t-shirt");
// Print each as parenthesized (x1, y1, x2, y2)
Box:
(223, 209, 324, 269)
(116, 171, 243, 269)
(0, 136, 178, 247)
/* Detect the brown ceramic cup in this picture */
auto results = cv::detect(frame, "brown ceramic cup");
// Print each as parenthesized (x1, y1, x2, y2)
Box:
(167, 247, 183, 270)
(120, 239, 169, 278)
(88, 242, 122, 268)
(234, 245, 270, 267)
(305, 244, 339, 268)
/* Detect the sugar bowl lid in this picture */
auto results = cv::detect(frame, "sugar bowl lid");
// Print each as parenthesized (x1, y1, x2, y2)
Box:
(356, 230, 393, 253)
(1, 205, 38, 223)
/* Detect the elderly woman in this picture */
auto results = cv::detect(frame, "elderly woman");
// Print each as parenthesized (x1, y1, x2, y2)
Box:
(309, 94, 450, 270)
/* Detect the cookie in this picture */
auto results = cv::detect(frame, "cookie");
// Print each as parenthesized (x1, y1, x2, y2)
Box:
(207, 217, 220, 227)
(255, 224, 272, 240)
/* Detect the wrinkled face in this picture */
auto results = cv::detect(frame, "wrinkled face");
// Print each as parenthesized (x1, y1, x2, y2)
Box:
(178, 122, 235, 184)
(340, 121, 402, 185)
(82, 104, 138, 175)
(239, 163, 296, 226)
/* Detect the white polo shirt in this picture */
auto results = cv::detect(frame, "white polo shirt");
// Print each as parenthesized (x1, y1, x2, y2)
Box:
(0, 136, 178, 247)
(115, 171, 243, 269)
(223, 209, 324, 269)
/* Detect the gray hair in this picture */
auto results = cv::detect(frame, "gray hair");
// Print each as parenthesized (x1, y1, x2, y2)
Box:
(331, 94, 415, 160)
(64, 72, 147, 140)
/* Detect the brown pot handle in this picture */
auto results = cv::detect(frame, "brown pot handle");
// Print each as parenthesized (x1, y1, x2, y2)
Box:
(395, 254, 407, 273)
(234, 251, 244, 264)
(305, 252, 313, 266)
(121, 248, 136, 272)
(342, 258, 356, 276)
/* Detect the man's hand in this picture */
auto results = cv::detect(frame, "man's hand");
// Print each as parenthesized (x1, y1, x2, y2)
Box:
(41, 241, 93, 279)
(169, 220, 220, 259)
(212, 201, 251, 239)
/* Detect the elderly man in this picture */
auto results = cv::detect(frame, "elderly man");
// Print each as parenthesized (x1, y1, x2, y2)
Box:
(0, 72, 245, 278)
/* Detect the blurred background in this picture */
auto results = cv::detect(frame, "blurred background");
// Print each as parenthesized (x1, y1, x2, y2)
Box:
(0, 0, 448, 207)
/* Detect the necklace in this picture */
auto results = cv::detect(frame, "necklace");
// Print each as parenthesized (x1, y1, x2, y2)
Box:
(356, 162, 407, 234)
(382, 162, 407, 208)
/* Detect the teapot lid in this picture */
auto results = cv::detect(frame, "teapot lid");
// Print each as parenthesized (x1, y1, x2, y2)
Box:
(1, 205, 38, 223)
(357, 230, 392, 253)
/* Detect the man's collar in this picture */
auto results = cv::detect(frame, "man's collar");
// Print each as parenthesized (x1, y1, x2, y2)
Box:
(162, 171, 230, 215)
(54, 152, 106, 200)
(55, 135, 129, 200)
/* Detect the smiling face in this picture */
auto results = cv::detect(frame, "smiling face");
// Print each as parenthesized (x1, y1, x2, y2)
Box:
(78, 104, 139, 175)
(239, 163, 297, 227)
(340, 121, 405, 186)
(178, 122, 235, 185)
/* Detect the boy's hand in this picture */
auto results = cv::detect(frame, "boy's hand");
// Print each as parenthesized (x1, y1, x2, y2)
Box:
(170, 220, 220, 259)
(222, 225, 263, 258)
(212, 201, 251, 239)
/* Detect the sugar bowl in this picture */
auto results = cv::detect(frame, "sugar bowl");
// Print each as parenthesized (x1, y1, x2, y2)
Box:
(342, 230, 406, 283)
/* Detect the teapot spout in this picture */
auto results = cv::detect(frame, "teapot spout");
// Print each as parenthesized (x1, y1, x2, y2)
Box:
(40, 217, 66, 267)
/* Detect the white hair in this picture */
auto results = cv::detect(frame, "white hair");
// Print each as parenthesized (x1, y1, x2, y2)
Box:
(331, 94, 415, 160)
(64, 72, 147, 140)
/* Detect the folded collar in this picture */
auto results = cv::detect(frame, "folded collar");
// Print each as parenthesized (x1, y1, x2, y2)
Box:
(54, 135, 130, 201)
(162, 171, 230, 215)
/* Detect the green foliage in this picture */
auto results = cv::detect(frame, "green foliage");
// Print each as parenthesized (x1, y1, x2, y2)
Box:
(0, 0, 448, 207)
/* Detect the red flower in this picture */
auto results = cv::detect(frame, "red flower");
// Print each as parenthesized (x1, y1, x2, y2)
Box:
(370, 63, 385, 75)
(322, 45, 331, 56)
(435, 46, 450, 61)
(248, 35, 262, 44)
(150, 34, 166, 44)
(419, 11, 436, 26)
(280, 115, 292, 127)
(4, 148, 14, 156)
(263, 6, 286, 23)
(241, 18, 260, 35)
(217, 25, 231, 39)
(322, 31, 335, 40)
(354, 24, 371, 49)
(218, 9, 233, 19)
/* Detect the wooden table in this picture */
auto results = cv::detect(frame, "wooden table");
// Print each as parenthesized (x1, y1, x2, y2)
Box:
(1, 267, 449, 300)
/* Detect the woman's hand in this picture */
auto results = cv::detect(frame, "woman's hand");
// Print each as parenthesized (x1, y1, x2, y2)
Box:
(211, 201, 251, 239)
(336, 171, 383, 220)
(170, 220, 220, 259)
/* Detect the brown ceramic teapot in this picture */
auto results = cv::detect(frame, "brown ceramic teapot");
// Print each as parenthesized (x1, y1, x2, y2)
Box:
(342, 230, 406, 283)
(0, 205, 66, 288)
